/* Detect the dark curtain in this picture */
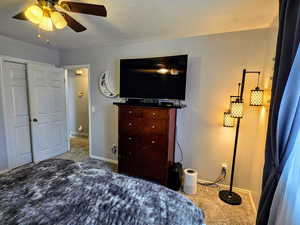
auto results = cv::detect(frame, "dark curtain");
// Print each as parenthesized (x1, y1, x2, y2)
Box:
(256, 0, 300, 225)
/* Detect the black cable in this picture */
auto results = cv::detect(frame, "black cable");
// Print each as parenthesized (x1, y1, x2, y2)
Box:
(176, 139, 184, 163)
(175, 113, 226, 187)
(198, 169, 226, 186)
(198, 168, 227, 187)
(175, 124, 184, 163)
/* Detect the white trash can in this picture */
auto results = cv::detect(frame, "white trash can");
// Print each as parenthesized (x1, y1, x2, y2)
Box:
(183, 168, 198, 195)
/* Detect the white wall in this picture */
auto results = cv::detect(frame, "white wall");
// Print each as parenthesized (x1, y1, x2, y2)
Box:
(0, 34, 60, 171)
(61, 28, 273, 190)
(67, 68, 89, 137)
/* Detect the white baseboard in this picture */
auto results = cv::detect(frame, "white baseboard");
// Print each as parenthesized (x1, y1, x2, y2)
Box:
(248, 191, 258, 216)
(90, 154, 118, 165)
(197, 179, 249, 193)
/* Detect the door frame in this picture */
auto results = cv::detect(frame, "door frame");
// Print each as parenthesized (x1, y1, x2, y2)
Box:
(63, 64, 92, 155)
(0, 56, 54, 169)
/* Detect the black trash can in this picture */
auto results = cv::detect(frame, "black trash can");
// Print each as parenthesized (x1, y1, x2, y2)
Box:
(168, 162, 183, 191)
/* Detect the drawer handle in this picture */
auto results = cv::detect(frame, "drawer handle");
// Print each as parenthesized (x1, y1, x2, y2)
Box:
(128, 123, 132, 126)
(152, 125, 155, 129)
(128, 111, 133, 114)
(128, 137, 132, 141)
(153, 113, 156, 116)
(151, 140, 156, 144)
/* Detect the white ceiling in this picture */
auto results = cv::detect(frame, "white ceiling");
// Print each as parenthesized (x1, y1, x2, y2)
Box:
(0, 0, 278, 50)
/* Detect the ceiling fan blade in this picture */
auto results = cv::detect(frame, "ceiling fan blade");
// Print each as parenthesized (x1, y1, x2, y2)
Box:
(60, 1, 107, 17)
(12, 12, 27, 20)
(60, 12, 87, 32)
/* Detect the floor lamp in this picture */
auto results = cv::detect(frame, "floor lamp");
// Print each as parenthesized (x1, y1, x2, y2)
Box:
(220, 69, 264, 205)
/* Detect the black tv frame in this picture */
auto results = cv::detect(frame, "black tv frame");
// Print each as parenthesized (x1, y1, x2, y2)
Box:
(119, 55, 188, 101)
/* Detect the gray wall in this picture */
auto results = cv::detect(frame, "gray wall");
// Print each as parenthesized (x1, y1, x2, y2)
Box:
(0, 34, 60, 66)
(248, 25, 278, 207)
(61, 28, 273, 190)
(67, 68, 89, 137)
(0, 34, 60, 171)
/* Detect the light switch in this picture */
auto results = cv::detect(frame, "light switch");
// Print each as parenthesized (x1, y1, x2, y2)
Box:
(92, 106, 96, 113)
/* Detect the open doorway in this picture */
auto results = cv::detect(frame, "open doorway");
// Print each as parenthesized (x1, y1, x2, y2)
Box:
(65, 65, 91, 161)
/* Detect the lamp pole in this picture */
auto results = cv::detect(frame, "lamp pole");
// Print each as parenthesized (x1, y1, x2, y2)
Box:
(219, 69, 260, 205)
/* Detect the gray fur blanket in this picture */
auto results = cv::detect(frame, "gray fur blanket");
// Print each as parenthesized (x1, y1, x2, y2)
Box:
(0, 159, 204, 225)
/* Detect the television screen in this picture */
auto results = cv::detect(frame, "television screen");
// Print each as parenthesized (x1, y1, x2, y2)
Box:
(120, 55, 188, 100)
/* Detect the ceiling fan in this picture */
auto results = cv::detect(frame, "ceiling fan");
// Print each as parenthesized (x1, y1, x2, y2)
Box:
(12, 0, 107, 32)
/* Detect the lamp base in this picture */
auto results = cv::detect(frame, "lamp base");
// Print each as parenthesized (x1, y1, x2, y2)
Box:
(219, 190, 242, 205)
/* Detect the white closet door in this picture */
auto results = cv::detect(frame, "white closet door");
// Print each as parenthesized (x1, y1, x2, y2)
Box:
(3, 62, 32, 168)
(27, 63, 68, 162)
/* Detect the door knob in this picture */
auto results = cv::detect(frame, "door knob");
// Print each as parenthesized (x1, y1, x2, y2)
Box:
(32, 118, 38, 122)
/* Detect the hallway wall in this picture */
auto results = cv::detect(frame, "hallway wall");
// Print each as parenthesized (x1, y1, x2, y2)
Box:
(67, 68, 89, 137)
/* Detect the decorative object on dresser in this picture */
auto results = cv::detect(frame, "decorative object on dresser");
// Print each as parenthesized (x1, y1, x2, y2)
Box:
(114, 103, 184, 186)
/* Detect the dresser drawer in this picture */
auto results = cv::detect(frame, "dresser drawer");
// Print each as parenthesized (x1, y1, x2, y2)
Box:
(143, 120, 168, 134)
(119, 118, 168, 135)
(133, 160, 167, 182)
(119, 145, 167, 181)
(119, 136, 166, 148)
(119, 136, 140, 154)
(134, 147, 167, 164)
(119, 135, 167, 160)
(119, 107, 144, 118)
(119, 118, 143, 135)
(144, 109, 169, 120)
(140, 135, 168, 151)
(118, 157, 131, 174)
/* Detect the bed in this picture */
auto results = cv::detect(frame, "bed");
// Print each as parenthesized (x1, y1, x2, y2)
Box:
(0, 159, 205, 225)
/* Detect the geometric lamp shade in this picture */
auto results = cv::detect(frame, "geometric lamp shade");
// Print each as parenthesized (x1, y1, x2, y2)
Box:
(250, 87, 264, 106)
(223, 111, 235, 127)
(231, 99, 244, 118)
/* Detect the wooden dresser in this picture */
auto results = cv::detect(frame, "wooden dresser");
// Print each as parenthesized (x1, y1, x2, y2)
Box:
(115, 104, 177, 186)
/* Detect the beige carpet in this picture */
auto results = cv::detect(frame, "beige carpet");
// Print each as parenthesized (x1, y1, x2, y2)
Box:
(57, 137, 90, 162)
(186, 186, 255, 225)
(57, 137, 256, 225)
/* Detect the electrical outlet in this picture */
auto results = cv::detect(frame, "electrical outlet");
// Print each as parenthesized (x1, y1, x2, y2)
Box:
(112, 144, 118, 154)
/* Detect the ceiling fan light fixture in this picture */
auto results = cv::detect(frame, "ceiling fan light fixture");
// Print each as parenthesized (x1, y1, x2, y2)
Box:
(24, 5, 43, 24)
(51, 11, 67, 29)
(13, 1, 107, 33)
(39, 14, 53, 32)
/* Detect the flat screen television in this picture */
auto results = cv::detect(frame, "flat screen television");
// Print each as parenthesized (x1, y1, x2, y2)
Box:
(120, 55, 188, 100)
